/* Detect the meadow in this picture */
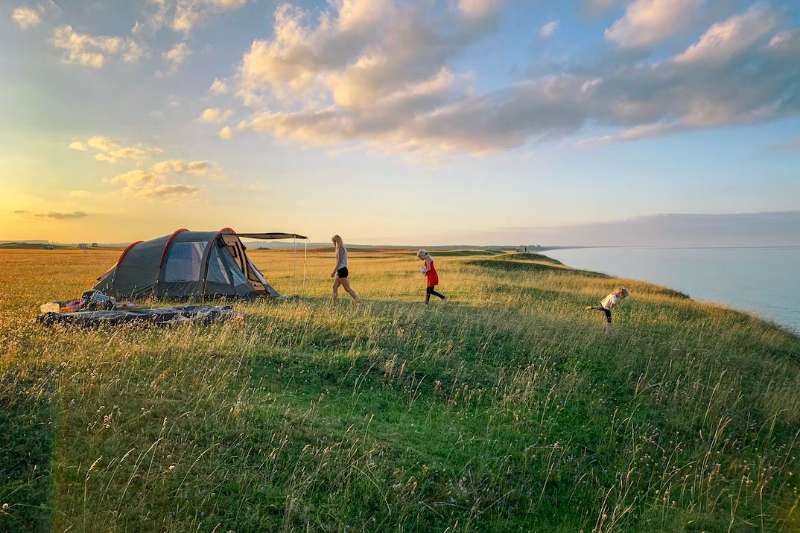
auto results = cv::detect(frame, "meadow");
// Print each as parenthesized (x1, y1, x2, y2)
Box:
(1, 248, 799, 532)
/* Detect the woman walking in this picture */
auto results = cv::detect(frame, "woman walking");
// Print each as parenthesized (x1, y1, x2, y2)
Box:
(417, 249, 447, 304)
(586, 287, 629, 334)
(331, 235, 360, 303)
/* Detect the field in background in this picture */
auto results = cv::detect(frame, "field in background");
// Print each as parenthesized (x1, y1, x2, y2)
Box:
(1, 248, 799, 532)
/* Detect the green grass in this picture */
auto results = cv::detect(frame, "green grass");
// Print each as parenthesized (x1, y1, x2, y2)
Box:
(1, 249, 799, 531)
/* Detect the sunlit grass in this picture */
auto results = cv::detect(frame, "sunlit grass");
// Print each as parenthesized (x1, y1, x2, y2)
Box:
(1, 248, 799, 531)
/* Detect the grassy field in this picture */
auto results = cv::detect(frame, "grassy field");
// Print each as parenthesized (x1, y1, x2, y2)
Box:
(1, 248, 799, 532)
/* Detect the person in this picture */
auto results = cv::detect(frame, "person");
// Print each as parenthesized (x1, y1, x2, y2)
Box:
(586, 287, 629, 334)
(417, 249, 447, 304)
(330, 235, 360, 303)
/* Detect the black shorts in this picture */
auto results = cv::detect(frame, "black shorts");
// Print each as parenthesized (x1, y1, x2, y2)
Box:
(602, 308, 612, 323)
(336, 267, 349, 279)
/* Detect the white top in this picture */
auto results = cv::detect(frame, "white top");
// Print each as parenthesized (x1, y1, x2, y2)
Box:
(601, 293, 622, 310)
(335, 245, 348, 270)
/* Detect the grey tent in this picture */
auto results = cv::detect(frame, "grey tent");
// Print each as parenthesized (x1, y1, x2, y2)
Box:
(94, 228, 306, 299)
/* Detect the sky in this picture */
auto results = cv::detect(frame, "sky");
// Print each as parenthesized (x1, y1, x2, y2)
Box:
(1, 0, 799, 245)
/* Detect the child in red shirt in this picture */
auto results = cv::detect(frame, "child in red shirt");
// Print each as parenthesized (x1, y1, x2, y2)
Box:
(417, 249, 447, 304)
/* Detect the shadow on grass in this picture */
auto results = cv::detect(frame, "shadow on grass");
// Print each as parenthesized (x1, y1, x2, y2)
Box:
(0, 366, 56, 532)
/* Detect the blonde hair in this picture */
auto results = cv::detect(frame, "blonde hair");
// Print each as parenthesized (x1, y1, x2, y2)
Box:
(617, 287, 630, 297)
(331, 234, 343, 249)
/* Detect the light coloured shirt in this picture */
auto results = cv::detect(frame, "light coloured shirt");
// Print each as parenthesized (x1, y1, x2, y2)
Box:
(336, 245, 348, 270)
(601, 293, 623, 310)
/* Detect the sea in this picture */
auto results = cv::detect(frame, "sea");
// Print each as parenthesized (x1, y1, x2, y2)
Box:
(546, 246, 800, 335)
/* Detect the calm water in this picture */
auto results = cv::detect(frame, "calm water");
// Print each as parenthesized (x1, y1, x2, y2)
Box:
(547, 246, 800, 334)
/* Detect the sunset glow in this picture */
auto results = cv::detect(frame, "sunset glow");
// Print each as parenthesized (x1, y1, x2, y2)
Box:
(2, 0, 799, 244)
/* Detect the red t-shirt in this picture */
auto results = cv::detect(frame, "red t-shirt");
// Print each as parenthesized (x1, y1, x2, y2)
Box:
(425, 259, 439, 287)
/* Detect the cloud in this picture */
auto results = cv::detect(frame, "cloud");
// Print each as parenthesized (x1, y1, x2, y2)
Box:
(69, 136, 161, 163)
(209, 77, 228, 95)
(35, 211, 89, 220)
(457, 0, 501, 19)
(122, 40, 147, 63)
(229, 3, 800, 154)
(199, 107, 233, 123)
(218, 126, 233, 140)
(141, 184, 201, 198)
(151, 159, 210, 175)
(109, 169, 201, 198)
(163, 41, 190, 70)
(237, 0, 499, 106)
(605, 0, 703, 48)
(674, 4, 777, 64)
(107, 158, 220, 199)
(539, 20, 558, 40)
(13, 210, 30, 215)
(11, 6, 42, 29)
(172, 0, 249, 35)
(51, 26, 144, 68)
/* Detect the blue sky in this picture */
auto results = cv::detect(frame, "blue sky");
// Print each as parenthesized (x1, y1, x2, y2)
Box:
(1, 0, 799, 244)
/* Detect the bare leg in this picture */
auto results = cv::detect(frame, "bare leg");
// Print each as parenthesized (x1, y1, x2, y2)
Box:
(332, 277, 341, 303)
(340, 278, 360, 302)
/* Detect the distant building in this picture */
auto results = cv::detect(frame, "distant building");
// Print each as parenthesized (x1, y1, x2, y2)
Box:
(78, 243, 89, 249)
(91, 243, 98, 248)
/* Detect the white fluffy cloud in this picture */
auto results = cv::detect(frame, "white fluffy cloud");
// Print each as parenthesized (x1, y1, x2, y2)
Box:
(163, 41, 191, 70)
(11, 6, 42, 29)
(108, 159, 217, 198)
(69, 136, 161, 163)
(674, 4, 777, 64)
(199, 107, 233, 123)
(52, 26, 144, 68)
(237, 0, 499, 107)
(143, 0, 249, 35)
(539, 20, 558, 40)
(209, 77, 228, 95)
(218, 126, 233, 140)
(227, 2, 799, 154)
(605, 0, 703, 48)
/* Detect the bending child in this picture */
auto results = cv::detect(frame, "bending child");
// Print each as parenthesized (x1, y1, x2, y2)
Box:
(586, 287, 629, 334)
(417, 249, 447, 304)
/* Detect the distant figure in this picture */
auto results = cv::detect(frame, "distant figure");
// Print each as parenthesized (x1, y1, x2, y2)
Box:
(331, 235, 360, 303)
(586, 287, 629, 334)
(417, 249, 447, 304)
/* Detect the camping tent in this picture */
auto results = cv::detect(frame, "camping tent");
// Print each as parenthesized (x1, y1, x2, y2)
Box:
(94, 228, 306, 299)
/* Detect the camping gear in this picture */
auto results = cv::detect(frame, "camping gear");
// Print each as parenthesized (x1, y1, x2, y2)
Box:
(39, 290, 117, 314)
(39, 299, 83, 314)
(38, 305, 240, 328)
(93, 228, 306, 300)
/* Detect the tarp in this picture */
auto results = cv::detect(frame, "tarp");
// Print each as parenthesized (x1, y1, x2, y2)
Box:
(38, 305, 239, 327)
(234, 232, 307, 240)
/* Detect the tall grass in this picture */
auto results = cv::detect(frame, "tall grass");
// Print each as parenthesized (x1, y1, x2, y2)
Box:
(1, 249, 799, 531)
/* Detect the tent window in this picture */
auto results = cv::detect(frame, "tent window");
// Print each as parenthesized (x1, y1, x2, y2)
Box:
(206, 245, 231, 285)
(164, 241, 207, 282)
(220, 246, 249, 287)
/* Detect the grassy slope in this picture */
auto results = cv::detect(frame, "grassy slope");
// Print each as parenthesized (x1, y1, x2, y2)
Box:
(1, 249, 799, 532)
